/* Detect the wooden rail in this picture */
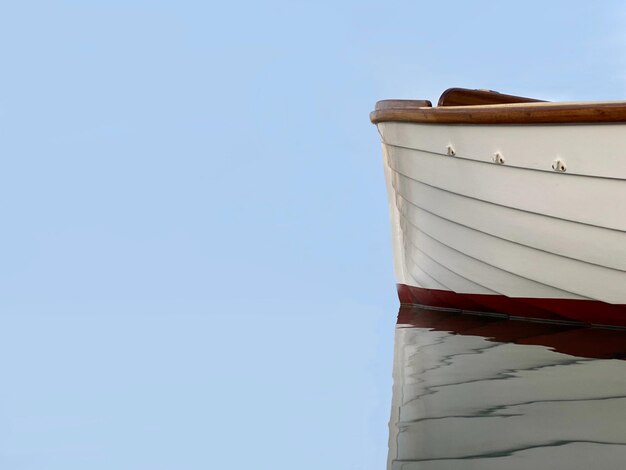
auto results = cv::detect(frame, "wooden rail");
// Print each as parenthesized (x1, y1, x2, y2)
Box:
(371, 88, 626, 125)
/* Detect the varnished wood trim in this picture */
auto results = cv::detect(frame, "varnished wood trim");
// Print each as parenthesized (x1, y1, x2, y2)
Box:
(370, 100, 626, 125)
(437, 88, 545, 106)
(375, 99, 432, 110)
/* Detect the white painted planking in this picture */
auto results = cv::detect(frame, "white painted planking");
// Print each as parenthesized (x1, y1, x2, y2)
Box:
(399, 218, 586, 300)
(391, 174, 626, 272)
(387, 144, 626, 231)
(397, 201, 626, 303)
(402, 240, 497, 295)
(379, 121, 626, 180)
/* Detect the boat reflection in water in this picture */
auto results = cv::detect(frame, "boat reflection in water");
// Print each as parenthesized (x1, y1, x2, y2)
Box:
(389, 306, 626, 470)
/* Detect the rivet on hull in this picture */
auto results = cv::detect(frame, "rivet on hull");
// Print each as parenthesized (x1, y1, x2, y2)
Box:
(492, 152, 505, 164)
(552, 158, 567, 172)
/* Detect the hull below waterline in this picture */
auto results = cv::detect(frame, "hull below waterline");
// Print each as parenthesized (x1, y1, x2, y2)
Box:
(398, 284, 626, 328)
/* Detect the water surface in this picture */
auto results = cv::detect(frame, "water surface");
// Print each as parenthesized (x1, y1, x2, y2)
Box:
(389, 307, 626, 469)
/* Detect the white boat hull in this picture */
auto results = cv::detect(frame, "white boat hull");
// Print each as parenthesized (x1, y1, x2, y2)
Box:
(378, 121, 626, 326)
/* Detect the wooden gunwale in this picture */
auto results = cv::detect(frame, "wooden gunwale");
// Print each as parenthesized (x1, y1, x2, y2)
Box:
(371, 88, 626, 124)
(371, 100, 626, 125)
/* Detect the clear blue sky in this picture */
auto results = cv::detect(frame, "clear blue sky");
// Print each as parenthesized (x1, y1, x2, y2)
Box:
(0, 1, 623, 469)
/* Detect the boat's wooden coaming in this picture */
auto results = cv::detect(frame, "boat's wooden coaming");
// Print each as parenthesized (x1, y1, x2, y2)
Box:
(437, 88, 546, 107)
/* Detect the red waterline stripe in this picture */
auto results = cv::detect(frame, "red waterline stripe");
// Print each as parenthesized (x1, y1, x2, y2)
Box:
(397, 284, 626, 328)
